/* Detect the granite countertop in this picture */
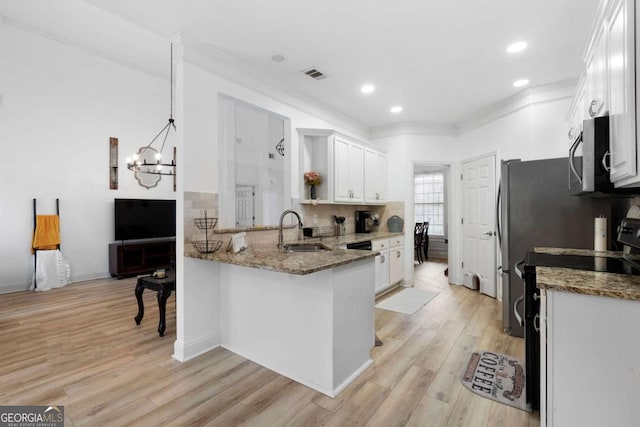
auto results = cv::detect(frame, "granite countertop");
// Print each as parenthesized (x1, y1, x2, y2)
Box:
(534, 247, 640, 301)
(184, 231, 403, 275)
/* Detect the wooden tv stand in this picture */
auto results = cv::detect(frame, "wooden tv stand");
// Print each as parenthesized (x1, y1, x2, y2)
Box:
(109, 239, 176, 278)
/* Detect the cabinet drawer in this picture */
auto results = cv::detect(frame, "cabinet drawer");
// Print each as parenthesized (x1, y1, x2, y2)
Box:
(372, 238, 390, 251)
(390, 236, 404, 247)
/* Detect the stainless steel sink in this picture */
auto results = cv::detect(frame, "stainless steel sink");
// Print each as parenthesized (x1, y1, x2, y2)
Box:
(283, 243, 332, 253)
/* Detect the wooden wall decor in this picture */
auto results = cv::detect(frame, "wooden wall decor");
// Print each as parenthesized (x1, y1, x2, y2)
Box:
(109, 137, 118, 190)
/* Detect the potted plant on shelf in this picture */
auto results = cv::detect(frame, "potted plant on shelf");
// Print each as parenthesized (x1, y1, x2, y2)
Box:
(304, 171, 322, 200)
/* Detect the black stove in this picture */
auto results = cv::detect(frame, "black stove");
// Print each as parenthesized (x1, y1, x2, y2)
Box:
(525, 252, 640, 275)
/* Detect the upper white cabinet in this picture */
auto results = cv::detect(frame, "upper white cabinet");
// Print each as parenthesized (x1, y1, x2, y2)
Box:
(334, 136, 365, 203)
(566, 74, 586, 143)
(585, 25, 608, 119)
(297, 128, 387, 204)
(364, 148, 387, 204)
(608, 0, 637, 185)
(568, 0, 640, 188)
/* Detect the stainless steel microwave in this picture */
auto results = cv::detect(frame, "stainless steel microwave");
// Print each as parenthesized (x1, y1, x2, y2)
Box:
(569, 116, 614, 196)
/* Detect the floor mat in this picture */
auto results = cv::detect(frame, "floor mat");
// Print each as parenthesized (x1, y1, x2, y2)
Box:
(461, 350, 532, 412)
(375, 288, 438, 315)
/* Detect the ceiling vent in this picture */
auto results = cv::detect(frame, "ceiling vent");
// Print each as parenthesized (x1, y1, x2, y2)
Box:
(302, 67, 328, 80)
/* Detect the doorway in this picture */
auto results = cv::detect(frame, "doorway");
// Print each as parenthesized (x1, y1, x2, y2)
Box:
(413, 163, 450, 263)
(236, 185, 255, 228)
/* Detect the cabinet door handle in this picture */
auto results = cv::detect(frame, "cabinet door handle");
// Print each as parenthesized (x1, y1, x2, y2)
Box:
(601, 150, 611, 172)
(396, 251, 401, 258)
(380, 255, 385, 263)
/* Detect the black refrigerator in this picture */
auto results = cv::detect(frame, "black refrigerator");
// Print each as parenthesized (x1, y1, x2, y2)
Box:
(499, 158, 613, 337)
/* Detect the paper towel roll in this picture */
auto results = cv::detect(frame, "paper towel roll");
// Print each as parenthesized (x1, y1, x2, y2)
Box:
(594, 216, 607, 252)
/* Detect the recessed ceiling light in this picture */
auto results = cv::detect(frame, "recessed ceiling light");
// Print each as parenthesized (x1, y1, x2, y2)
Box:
(361, 84, 375, 94)
(390, 105, 403, 114)
(513, 79, 529, 87)
(271, 54, 286, 62)
(507, 41, 527, 54)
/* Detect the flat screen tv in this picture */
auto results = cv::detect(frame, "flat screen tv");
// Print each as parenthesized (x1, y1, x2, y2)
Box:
(115, 198, 176, 241)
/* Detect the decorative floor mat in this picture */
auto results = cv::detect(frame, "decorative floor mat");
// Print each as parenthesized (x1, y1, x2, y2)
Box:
(461, 350, 532, 412)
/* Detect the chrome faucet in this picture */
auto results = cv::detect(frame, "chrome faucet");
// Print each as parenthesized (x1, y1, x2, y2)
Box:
(278, 209, 304, 252)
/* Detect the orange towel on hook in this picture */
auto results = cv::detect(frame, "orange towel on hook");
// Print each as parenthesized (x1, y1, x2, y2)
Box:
(32, 215, 60, 253)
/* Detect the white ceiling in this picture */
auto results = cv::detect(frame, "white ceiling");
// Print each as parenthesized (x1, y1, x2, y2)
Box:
(4, 0, 601, 130)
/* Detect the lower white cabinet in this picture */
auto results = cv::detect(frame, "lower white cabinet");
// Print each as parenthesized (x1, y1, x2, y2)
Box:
(389, 236, 404, 286)
(374, 249, 390, 294)
(541, 289, 640, 427)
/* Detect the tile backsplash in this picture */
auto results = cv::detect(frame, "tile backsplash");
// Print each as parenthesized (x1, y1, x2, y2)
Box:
(184, 191, 406, 251)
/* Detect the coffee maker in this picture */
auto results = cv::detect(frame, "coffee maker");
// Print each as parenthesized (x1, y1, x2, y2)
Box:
(356, 210, 372, 233)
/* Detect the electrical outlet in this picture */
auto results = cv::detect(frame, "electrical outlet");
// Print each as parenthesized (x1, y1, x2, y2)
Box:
(313, 214, 318, 225)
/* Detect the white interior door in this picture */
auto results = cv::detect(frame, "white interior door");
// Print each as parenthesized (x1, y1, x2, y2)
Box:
(462, 154, 496, 297)
(236, 185, 255, 228)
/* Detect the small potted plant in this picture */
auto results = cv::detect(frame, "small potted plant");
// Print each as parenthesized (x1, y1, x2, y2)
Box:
(304, 171, 322, 200)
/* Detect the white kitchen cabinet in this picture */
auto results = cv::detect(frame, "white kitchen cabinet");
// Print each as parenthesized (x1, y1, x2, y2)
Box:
(389, 236, 404, 285)
(608, 0, 637, 186)
(334, 136, 364, 203)
(585, 25, 608, 119)
(298, 128, 387, 204)
(566, 74, 586, 143)
(540, 289, 640, 427)
(374, 248, 390, 294)
(364, 148, 387, 204)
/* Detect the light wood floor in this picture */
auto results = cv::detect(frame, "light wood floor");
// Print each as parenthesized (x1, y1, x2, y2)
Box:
(0, 261, 539, 426)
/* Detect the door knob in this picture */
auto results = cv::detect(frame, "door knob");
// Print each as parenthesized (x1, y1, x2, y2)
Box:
(484, 231, 494, 236)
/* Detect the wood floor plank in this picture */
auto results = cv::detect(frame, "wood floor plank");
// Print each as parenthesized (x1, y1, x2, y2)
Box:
(0, 261, 539, 426)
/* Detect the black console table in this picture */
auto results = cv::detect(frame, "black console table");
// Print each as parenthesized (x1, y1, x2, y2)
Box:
(134, 272, 175, 337)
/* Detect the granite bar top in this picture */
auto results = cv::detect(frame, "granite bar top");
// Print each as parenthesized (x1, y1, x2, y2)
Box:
(534, 247, 640, 301)
(185, 246, 377, 275)
(184, 231, 402, 275)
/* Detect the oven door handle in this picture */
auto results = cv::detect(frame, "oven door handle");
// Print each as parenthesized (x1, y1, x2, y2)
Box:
(533, 314, 540, 333)
(513, 295, 525, 327)
(515, 259, 525, 280)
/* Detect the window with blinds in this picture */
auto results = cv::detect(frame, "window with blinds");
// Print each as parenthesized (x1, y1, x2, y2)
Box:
(414, 171, 446, 236)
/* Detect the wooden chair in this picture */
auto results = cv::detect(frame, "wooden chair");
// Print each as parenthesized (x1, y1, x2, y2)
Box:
(422, 221, 430, 261)
(414, 223, 424, 263)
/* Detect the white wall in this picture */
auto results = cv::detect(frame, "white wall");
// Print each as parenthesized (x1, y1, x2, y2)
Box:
(372, 95, 574, 289)
(0, 24, 175, 292)
(373, 133, 459, 285)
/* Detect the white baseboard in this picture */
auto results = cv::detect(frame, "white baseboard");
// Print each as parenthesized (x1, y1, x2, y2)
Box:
(71, 272, 111, 283)
(0, 282, 30, 294)
(222, 342, 372, 398)
(173, 333, 221, 362)
(332, 359, 373, 397)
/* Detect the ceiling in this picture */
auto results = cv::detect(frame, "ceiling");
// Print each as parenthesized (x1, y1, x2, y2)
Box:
(4, 0, 601, 130)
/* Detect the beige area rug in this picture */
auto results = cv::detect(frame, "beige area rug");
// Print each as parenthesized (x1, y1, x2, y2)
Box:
(461, 350, 532, 412)
(375, 288, 438, 315)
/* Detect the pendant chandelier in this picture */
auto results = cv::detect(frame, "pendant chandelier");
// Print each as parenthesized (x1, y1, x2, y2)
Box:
(126, 43, 177, 177)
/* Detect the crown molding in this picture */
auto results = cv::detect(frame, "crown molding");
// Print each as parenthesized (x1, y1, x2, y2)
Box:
(2, 15, 167, 81)
(370, 79, 578, 139)
(370, 121, 458, 139)
(455, 78, 577, 134)
(181, 35, 371, 139)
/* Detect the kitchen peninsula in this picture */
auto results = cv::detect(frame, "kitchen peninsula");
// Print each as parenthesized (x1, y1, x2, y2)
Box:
(184, 232, 399, 397)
